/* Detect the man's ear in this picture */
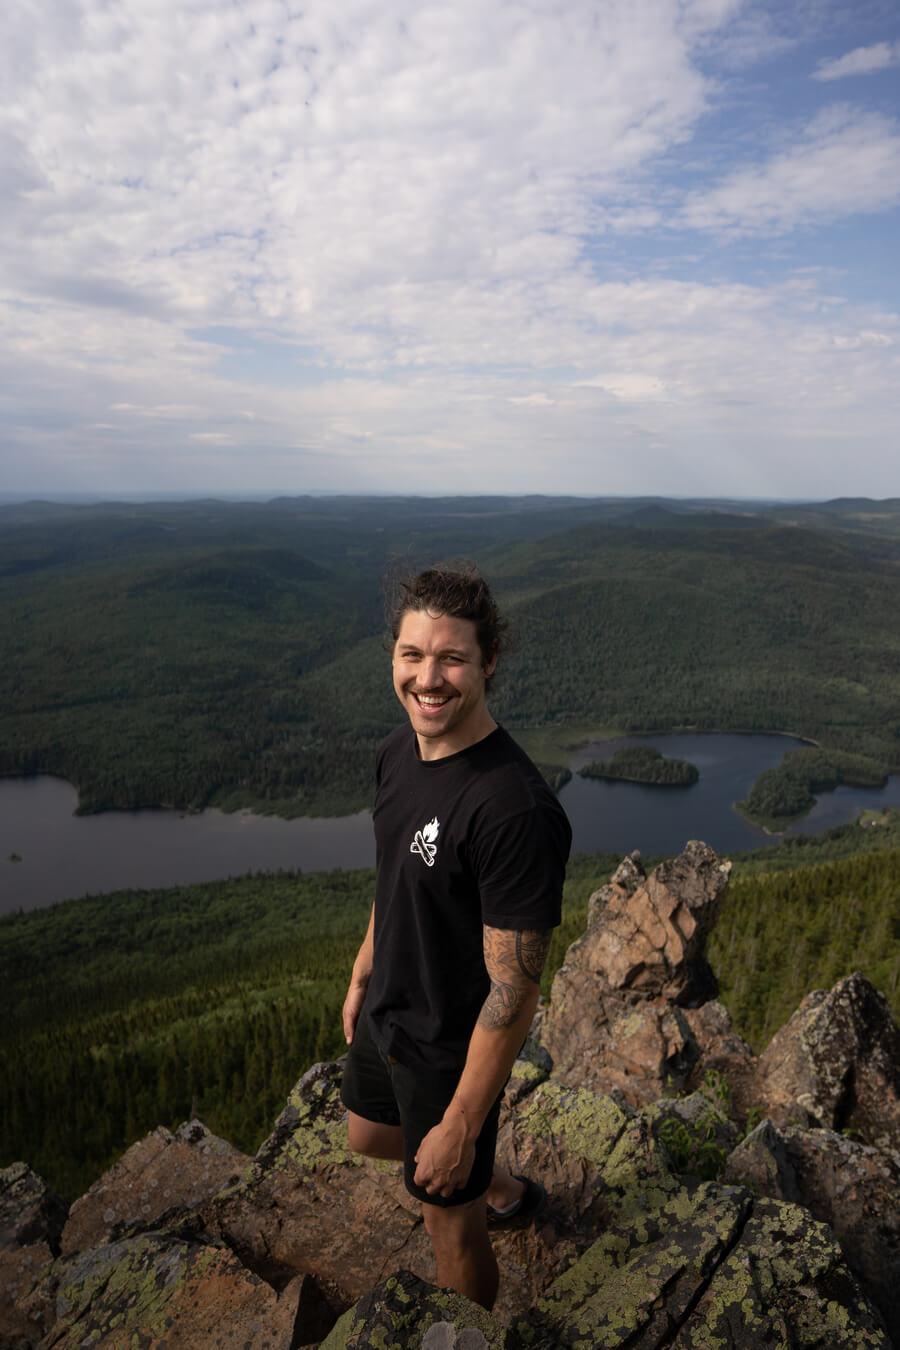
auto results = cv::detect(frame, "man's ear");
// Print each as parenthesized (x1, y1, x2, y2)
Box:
(483, 647, 499, 680)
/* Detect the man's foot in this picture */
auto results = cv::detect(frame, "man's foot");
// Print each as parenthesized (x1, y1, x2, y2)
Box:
(486, 1175, 545, 1227)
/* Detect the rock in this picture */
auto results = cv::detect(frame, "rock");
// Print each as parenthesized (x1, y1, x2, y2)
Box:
(722, 1118, 800, 1202)
(757, 971, 900, 1152)
(0, 1163, 67, 1348)
(541, 843, 731, 1104)
(321, 1269, 509, 1348)
(681, 999, 758, 1123)
(205, 1060, 433, 1305)
(681, 1198, 890, 1348)
(20, 1226, 304, 1348)
(61, 1118, 251, 1257)
(518, 1189, 889, 1348)
(0, 1242, 56, 1347)
(725, 1120, 900, 1342)
(0, 1161, 67, 1253)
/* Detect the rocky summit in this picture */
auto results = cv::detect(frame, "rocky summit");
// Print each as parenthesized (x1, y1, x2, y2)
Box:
(2, 841, 898, 1348)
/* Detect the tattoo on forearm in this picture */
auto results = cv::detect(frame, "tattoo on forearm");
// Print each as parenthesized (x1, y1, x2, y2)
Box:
(478, 926, 551, 1030)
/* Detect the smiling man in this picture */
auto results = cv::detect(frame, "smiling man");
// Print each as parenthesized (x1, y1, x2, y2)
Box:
(340, 565, 572, 1310)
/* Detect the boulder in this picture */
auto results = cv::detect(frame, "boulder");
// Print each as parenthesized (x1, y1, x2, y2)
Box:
(321, 1269, 510, 1348)
(205, 1060, 433, 1306)
(0, 1161, 67, 1253)
(541, 843, 731, 1104)
(725, 1120, 900, 1342)
(756, 972, 900, 1152)
(61, 1118, 251, 1256)
(19, 1224, 305, 1349)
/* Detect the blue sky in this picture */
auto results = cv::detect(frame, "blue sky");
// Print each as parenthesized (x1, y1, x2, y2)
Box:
(1, 0, 898, 498)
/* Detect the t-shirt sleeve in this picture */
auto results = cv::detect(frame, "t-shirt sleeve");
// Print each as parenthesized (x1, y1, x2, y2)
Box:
(472, 804, 569, 930)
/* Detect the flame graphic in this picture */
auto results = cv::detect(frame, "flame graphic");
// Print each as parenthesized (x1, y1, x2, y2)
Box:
(421, 816, 440, 843)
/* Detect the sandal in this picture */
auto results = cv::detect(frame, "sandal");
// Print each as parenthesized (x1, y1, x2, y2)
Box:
(486, 1175, 546, 1227)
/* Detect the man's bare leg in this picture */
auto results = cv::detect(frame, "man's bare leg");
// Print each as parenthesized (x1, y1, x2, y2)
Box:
(347, 1112, 404, 1160)
(422, 1197, 498, 1310)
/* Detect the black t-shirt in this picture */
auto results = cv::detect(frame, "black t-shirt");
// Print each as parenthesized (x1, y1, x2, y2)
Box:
(365, 723, 572, 1073)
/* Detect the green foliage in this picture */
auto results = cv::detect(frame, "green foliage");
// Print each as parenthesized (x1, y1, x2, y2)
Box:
(709, 849, 900, 1048)
(657, 1073, 757, 1181)
(2, 497, 900, 817)
(739, 747, 888, 827)
(579, 745, 699, 786)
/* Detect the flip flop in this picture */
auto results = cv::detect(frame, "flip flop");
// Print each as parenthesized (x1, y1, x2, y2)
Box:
(486, 1175, 546, 1227)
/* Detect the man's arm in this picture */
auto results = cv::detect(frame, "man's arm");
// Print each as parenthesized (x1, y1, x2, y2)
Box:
(342, 902, 375, 1044)
(413, 924, 551, 1197)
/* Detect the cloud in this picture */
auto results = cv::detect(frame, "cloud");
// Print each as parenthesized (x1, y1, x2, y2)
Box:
(813, 41, 900, 81)
(681, 106, 900, 233)
(0, 0, 898, 498)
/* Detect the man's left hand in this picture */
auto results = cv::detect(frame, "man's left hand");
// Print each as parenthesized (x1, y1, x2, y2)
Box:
(413, 1115, 476, 1197)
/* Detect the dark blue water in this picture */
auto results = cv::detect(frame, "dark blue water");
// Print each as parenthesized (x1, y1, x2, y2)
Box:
(3, 733, 899, 913)
(559, 732, 900, 858)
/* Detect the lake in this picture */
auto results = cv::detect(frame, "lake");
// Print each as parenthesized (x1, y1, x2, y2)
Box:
(3, 731, 900, 914)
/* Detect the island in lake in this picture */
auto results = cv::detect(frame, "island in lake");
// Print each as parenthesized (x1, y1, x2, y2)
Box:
(578, 745, 700, 787)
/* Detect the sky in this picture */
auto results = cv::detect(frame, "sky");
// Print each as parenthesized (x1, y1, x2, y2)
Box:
(2, 0, 899, 499)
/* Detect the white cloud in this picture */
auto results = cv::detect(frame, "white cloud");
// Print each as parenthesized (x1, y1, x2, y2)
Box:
(0, 0, 898, 498)
(813, 41, 900, 81)
(682, 106, 900, 233)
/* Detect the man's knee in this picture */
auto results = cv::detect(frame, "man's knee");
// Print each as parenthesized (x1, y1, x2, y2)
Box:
(347, 1111, 403, 1160)
(422, 1196, 487, 1253)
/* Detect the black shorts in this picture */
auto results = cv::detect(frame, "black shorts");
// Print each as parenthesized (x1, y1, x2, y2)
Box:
(340, 1010, 503, 1208)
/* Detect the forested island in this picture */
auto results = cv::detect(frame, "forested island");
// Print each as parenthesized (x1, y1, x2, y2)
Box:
(1, 494, 899, 824)
(579, 745, 699, 786)
(1, 813, 898, 1201)
(738, 747, 889, 829)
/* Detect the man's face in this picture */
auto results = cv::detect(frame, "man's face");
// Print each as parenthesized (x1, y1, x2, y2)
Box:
(392, 608, 497, 757)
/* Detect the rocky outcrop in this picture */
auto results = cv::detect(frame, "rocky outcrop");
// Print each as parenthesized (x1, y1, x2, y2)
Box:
(62, 1119, 251, 1257)
(756, 972, 900, 1152)
(4, 840, 899, 1348)
(540, 843, 731, 1104)
(725, 1119, 900, 1341)
(326, 1189, 890, 1349)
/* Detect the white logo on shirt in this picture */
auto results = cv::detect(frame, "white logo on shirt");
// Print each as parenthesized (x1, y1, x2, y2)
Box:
(410, 816, 440, 867)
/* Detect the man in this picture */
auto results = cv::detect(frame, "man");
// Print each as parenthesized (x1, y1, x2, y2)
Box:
(340, 565, 571, 1311)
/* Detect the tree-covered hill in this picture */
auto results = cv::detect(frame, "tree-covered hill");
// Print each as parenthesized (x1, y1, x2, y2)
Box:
(1, 495, 899, 818)
(1, 825, 897, 1200)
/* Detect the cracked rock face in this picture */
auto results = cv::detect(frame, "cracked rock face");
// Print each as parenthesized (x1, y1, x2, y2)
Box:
(725, 1119, 900, 1343)
(61, 1119, 251, 1257)
(757, 971, 900, 1153)
(540, 842, 732, 1104)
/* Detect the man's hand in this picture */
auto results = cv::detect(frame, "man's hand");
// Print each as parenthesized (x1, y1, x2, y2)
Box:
(413, 1109, 476, 1197)
(342, 977, 368, 1044)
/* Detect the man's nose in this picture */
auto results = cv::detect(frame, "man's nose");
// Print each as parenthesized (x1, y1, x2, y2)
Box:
(419, 657, 442, 688)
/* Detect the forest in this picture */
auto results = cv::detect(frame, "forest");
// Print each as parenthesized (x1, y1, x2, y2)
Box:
(579, 745, 699, 786)
(737, 746, 888, 827)
(1, 494, 899, 824)
(2, 813, 898, 1200)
